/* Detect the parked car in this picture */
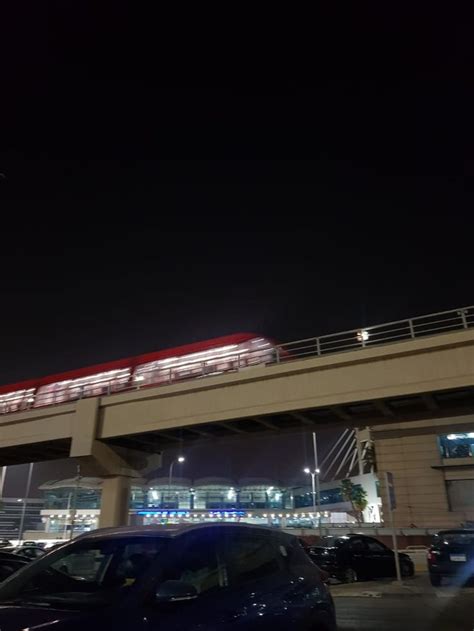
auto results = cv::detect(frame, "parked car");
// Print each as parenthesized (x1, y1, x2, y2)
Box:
(45, 542, 66, 552)
(308, 534, 414, 582)
(427, 529, 474, 586)
(0, 523, 336, 630)
(0, 539, 12, 549)
(10, 546, 46, 560)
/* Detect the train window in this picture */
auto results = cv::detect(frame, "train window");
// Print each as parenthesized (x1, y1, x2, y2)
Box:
(133, 338, 274, 385)
(0, 388, 35, 413)
(35, 369, 131, 407)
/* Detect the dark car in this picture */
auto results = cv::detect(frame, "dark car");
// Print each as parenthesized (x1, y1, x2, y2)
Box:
(0, 555, 28, 583)
(308, 534, 414, 583)
(2, 547, 46, 561)
(0, 523, 336, 631)
(12, 546, 45, 560)
(427, 529, 474, 586)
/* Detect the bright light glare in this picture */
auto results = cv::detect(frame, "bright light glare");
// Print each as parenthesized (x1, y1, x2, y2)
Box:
(357, 330, 369, 342)
(315, 468, 320, 474)
(304, 467, 311, 474)
(177, 456, 185, 463)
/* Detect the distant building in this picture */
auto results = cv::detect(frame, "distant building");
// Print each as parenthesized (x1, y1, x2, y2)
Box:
(37, 473, 381, 537)
(0, 497, 43, 540)
(39, 478, 102, 536)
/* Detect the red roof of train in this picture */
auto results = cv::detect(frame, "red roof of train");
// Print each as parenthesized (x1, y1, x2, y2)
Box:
(0, 333, 260, 395)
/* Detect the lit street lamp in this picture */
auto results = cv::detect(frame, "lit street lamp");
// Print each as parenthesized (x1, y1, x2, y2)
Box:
(168, 456, 185, 507)
(303, 466, 321, 528)
(304, 432, 323, 536)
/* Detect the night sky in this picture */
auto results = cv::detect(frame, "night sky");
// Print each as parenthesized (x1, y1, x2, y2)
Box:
(2, 9, 474, 495)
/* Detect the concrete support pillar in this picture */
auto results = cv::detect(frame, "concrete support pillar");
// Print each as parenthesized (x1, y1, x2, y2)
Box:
(99, 476, 132, 528)
(70, 398, 100, 458)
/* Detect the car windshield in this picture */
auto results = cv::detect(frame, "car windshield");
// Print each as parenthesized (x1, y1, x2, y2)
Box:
(320, 536, 348, 548)
(0, 537, 166, 610)
(439, 532, 474, 545)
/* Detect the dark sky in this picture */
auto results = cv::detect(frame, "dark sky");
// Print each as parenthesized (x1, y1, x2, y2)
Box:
(2, 8, 474, 495)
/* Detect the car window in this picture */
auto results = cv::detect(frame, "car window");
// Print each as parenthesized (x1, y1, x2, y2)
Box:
(366, 539, 387, 553)
(0, 537, 166, 610)
(438, 532, 474, 545)
(225, 532, 281, 585)
(163, 531, 227, 595)
(51, 540, 162, 584)
(346, 538, 366, 552)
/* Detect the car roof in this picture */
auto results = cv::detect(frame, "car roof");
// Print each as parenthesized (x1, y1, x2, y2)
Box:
(322, 534, 373, 541)
(74, 521, 294, 543)
(437, 529, 474, 535)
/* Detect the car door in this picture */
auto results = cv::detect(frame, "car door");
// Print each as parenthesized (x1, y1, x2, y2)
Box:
(221, 528, 300, 630)
(143, 528, 241, 631)
(364, 537, 396, 578)
(343, 537, 368, 578)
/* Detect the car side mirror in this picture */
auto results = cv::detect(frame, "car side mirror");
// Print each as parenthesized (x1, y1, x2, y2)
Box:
(155, 580, 198, 603)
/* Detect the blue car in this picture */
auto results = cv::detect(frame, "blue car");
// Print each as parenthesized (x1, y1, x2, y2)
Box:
(0, 523, 336, 630)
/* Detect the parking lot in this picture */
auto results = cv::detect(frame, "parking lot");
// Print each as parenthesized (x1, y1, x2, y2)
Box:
(334, 575, 474, 631)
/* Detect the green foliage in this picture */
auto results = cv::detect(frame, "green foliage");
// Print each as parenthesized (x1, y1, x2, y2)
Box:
(340, 479, 369, 524)
(340, 479, 354, 503)
(352, 485, 369, 513)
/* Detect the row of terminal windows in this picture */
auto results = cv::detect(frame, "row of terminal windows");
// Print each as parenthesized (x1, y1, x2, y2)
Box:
(43, 485, 352, 511)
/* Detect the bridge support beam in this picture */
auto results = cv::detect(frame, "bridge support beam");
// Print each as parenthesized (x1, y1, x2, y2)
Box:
(68, 398, 162, 527)
(100, 476, 132, 528)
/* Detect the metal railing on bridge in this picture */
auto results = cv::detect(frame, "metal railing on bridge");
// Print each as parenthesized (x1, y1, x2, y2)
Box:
(276, 305, 474, 361)
(2, 305, 473, 414)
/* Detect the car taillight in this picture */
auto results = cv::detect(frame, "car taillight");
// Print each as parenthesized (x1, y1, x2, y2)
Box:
(427, 551, 438, 562)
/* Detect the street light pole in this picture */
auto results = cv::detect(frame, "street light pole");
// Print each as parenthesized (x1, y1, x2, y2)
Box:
(69, 464, 81, 541)
(313, 432, 322, 536)
(309, 471, 317, 519)
(168, 456, 185, 508)
(0, 466, 6, 501)
(304, 431, 323, 538)
(18, 463, 34, 543)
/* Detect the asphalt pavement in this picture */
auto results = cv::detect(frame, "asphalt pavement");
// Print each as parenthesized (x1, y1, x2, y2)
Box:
(333, 575, 474, 631)
(335, 595, 474, 631)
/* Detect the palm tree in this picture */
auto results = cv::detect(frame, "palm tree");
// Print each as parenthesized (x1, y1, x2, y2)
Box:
(340, 479, 368, 524)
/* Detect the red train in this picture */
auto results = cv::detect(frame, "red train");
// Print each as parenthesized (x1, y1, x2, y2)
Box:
(0, 334, 276, 414)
